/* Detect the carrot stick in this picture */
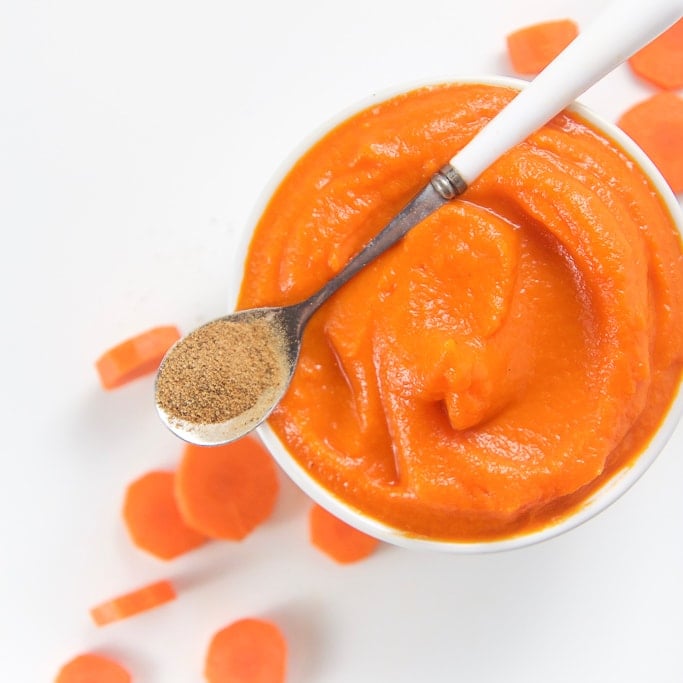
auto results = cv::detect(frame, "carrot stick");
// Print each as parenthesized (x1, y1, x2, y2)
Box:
(204, 618, 287, 683)
(123, 470, 207, 560)
(90, 579, 176, 627)
(95, 325, 181, 390)
(308, 503, 380, 564)
(174, 437, 279, 541)
(617, 92, 683, 194)
(628, 18, 683, 90)
(55, 653, 131, 683)
(506, 19, 579, 75)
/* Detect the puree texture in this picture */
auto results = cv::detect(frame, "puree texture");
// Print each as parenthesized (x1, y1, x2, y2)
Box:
(238, 83, 683, 541)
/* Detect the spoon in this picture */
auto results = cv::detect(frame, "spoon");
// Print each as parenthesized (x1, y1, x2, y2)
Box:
(156, 0, 683, 446)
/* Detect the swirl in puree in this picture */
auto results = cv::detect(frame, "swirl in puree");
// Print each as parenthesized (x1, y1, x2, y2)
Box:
(238, 83, 683, 541)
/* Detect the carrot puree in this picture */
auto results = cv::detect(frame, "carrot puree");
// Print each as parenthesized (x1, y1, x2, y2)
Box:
(238, 83, 683, 541)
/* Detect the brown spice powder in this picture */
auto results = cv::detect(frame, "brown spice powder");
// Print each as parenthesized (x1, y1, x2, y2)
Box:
(155, 317, 285, 424)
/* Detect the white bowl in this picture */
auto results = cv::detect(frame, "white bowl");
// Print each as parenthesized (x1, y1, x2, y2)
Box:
(232, 76, 683, 553)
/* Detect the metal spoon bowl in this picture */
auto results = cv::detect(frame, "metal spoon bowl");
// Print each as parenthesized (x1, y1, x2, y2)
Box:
(155, 0, 683, 446)
(156, 307, 299, 445)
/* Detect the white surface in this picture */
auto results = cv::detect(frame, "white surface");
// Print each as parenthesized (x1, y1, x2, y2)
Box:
(1, 1, 682, 682)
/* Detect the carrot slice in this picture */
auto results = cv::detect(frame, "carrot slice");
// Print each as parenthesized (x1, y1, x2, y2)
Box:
(55, 652, 132, 683)
(628, 18, 683, 90)
(55, 653, 131, 683)
(95, 325, 181, 390)
(90, 579, 176, 626)
(123, 469, 207, 560)
(204, 618, 287, 683)
(308, 503, 380, 564)
(175, 437, 279, 541)
(506, 19, 579, 75)
(617, 92, 683, 194)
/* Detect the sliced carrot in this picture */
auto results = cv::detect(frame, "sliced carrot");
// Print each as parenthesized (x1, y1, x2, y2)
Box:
(628, 18, 683, 90)
(90, 579, 176, 626)
(308, 503, 380, 564)
(617, 92, 683, 194)
(95, 325, 181, 390)
(123, 469, 207, 560)
(506, 19, 579, 75)
(204, 617, 287, 683)
(55, 653, 131, 683)
(175, 437, 279, 541)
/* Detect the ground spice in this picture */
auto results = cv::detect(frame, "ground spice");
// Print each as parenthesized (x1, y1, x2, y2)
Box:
(155, 317, 286, 425)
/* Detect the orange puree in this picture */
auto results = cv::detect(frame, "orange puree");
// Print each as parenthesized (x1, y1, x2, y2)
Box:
(238, 83, 683, 541)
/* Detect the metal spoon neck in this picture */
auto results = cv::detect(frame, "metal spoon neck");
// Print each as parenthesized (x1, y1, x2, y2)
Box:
(291, 164, 467, 333)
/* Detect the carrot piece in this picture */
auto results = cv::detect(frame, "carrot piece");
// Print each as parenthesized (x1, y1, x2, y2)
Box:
(308, 503, 380, 564)
(506, 19, 579, 75)
(617, 92, 683, 194)
(175, 437, 279, 541)
(55, 653, 131, 683)
(628, 18, 683, 90)
(95, 325, 181, 390)
(90, 579, 176, 626)
(204, 618, 287, 683)
(123, 469, 207, 560)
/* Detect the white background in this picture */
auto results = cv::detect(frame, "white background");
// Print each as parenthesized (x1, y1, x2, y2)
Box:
(2, 1, 682, 681)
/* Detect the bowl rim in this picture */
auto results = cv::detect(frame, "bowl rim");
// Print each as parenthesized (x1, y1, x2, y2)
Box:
(230, 75, 683, 553)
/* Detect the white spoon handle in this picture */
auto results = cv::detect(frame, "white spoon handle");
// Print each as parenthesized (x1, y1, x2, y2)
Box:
(449, 0, 683, 186)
